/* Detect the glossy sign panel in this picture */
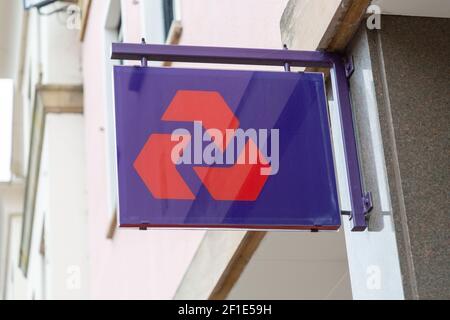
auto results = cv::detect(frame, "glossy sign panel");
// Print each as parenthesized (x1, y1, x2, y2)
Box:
(114, 66, 340, 230)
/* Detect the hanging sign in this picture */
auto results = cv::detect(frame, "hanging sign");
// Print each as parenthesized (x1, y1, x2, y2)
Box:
(114, 66, 340, 230)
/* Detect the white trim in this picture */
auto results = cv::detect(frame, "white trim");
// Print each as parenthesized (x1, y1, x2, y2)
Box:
(363, 69, 391, 212)
(0, 79, 14, 182)
(102, 0, 122, 227)
(173, 0, 182, 21)
(140, 0, 166, 45)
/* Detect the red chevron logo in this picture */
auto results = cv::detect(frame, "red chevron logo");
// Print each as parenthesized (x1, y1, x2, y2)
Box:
(134, 90, 271, 201)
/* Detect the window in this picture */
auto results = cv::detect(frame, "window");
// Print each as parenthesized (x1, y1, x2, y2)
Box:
(163, 0, 182, 40)
(116, 15, 125, 65)
(141, 0, 181, 45)
(0, 79, 14, 182)
(117, 16, 124, 43)
(163, 0, 174, 39)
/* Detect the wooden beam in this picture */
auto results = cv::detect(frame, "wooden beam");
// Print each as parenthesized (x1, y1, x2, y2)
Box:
(327, 0, 371, 51)
(106, 209, 118, 240)
(163, 20, 183, 67)
(209, 231, 266, 300)
(281, 0, 371, 52)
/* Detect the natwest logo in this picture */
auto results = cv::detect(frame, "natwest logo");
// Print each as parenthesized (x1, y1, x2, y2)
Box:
(134, 90, 279, 202)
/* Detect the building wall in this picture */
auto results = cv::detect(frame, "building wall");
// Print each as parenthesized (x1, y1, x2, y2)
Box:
(1, 3, 87, 299)
(82, 0, 205, 299)
(342, 26, 404, 299)
(1, 0, 448, 302)
(40, 13, 83, 85)
(227, 231, 352, 300)
(367, 15, 450, 299)
(0, 184, 25, 299)
(178, 0, 288, 48)
(44, 114, 88, 299)
(0, 0, 23, 79)
(3, 215, 26, 300)
(82, 0, 296, 299)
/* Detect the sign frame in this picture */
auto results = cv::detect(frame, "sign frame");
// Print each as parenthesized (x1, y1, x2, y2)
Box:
(111, 43, 372, 231)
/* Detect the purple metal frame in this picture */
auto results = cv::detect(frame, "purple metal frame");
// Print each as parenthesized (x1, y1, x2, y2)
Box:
(111, 43, 371, 231)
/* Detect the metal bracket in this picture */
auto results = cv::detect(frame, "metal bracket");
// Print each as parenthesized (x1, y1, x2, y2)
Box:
(363, 192, 373, 215)
(344, 55, 355, 78)
(341, 192, 373, 218)
(341, 210, 351, 216)
(283, 44, 291, 72)
(141, 38, 148, 67)
(139, 222, 150, 230)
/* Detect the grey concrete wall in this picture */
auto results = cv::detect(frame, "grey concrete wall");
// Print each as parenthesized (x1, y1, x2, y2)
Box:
(365, 16, 450, 299)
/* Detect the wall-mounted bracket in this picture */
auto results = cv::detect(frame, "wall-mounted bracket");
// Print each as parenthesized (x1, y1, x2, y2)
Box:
(283, 44, 291, 72)
(344, 55, 355, 78)
(141, 38, 148, 67)
(363, 192, 373, 215)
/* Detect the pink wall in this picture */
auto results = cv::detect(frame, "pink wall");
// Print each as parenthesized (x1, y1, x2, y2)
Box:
(82, 0, 204, 299)
(174, 0, 289, 72)
(82, 0, 288, 299)
(179, 0, 288, 48)
(120, 0, 141, 43)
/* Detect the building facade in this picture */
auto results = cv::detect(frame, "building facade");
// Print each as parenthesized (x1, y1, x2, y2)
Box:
(0, 0, 448, 300)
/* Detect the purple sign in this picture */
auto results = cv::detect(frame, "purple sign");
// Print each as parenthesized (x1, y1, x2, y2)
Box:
(114, 66, 340, 230)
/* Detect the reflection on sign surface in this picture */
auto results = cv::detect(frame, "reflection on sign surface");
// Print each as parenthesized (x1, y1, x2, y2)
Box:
(114, 66, 340, 230)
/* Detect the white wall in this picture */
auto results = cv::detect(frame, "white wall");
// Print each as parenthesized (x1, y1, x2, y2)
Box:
(228, 231, 352, 300)
(34, 114, 88, 299)
(4, 215, 27, 300)
(0, 183, 24, 299)
(140, 0, 166, 44)
(40, 9, 82, 85)
(0, 0, 23, 79)
(331, 29, 404, 299)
